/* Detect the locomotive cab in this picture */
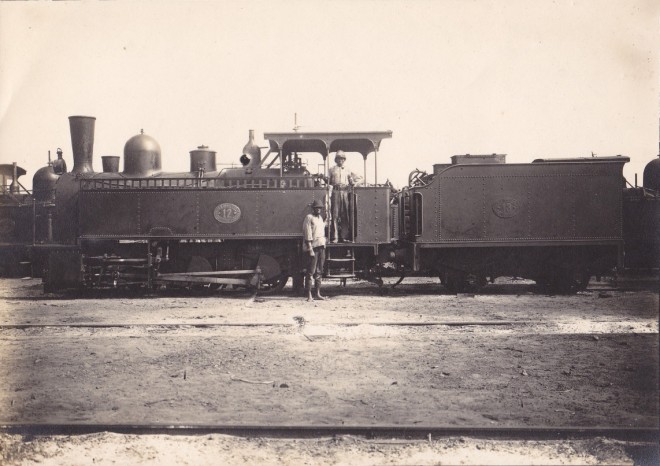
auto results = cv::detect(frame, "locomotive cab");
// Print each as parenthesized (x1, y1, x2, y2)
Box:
(261, 131, 395, 285)
(262, 131, 394, 242)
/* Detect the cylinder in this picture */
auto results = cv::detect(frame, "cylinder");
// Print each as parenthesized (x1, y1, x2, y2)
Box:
(102, 156, 120, 173)
(190, 146, 217, 173)
(68, 116, 96, 174)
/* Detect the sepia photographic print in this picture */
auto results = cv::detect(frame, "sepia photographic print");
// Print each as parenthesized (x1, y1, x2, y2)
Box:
(0, 1, 658, 464)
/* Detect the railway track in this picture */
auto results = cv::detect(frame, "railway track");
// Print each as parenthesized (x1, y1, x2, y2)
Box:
(1, 275, 639, 300)
(1, 423, 657, 442)
(0, 321, 526, 330)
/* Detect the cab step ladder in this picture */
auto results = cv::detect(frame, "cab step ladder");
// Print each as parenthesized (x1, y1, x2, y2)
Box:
(325, 246, 355, 286)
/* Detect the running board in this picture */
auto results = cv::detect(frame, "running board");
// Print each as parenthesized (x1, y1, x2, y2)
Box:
(155, 268, 262, 288)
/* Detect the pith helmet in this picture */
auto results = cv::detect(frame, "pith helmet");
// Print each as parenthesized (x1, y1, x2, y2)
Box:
(311, 199, 324, 209)
(335, 150, 346, 160)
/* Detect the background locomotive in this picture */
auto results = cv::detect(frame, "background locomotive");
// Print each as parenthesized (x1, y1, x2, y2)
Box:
(0, 163, 32, 276)
(1, 115, 658, 293)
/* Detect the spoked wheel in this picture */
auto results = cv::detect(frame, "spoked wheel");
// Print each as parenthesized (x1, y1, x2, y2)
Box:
(258, 274, 289, 294)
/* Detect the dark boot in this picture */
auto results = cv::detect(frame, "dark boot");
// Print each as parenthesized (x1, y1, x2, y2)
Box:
(305, 277, 314, 302)
(314, 279, 327, 300)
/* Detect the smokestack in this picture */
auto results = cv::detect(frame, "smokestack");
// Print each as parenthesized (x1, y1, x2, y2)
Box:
(68, 116, 96, 174)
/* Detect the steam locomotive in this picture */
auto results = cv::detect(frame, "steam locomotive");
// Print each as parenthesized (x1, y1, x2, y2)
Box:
(1, 115, 658, 293)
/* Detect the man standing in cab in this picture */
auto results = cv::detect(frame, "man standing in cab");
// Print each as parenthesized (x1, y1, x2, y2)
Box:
(302, 199, 327, 301)
(328, 150, 361, 243)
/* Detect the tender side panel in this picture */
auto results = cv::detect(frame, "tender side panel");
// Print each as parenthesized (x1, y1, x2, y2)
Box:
(482, 176, 530, 239)
(415, 161, 625, 244)
(354, 186, 390, 244)
(572, 172, 624, 238)
(527, 175, 574, 239)
(435, 177, 482, 240)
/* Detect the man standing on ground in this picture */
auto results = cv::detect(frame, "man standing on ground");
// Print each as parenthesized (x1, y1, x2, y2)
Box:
(302, 199, 327, 301)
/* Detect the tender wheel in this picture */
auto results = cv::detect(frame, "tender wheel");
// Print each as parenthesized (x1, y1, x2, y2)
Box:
(555, 270, 590, 294)
(535, 269, 590, 294)
(442, 272, 486, 294)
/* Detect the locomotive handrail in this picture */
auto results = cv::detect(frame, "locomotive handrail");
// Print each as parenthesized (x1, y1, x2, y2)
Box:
(79, 176, 318, 190)
(531, 156, 631, 163)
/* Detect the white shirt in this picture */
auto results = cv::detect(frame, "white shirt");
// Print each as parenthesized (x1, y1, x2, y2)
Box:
(329, 165, 361, 187)
(302, 213, 326, 250)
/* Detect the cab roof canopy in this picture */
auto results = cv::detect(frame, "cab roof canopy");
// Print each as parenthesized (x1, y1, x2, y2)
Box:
(264, 131, 392, 159)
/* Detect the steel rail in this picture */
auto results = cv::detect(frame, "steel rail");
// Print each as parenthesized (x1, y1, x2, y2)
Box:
(0, 286, 637, 301)
(0, 423, 656, 441)
(0, 321, 526, 330)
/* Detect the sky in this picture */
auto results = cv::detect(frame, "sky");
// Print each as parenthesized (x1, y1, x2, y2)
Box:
(0, 0, 658, 189)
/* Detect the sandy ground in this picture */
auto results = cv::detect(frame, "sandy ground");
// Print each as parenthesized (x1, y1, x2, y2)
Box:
(0, 277, 657, 465)
(1, 432, 654, 466)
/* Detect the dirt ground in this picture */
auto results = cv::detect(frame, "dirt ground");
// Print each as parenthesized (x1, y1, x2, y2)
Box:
(1, 432, 654, 466)
(0, 277, 657, 465)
